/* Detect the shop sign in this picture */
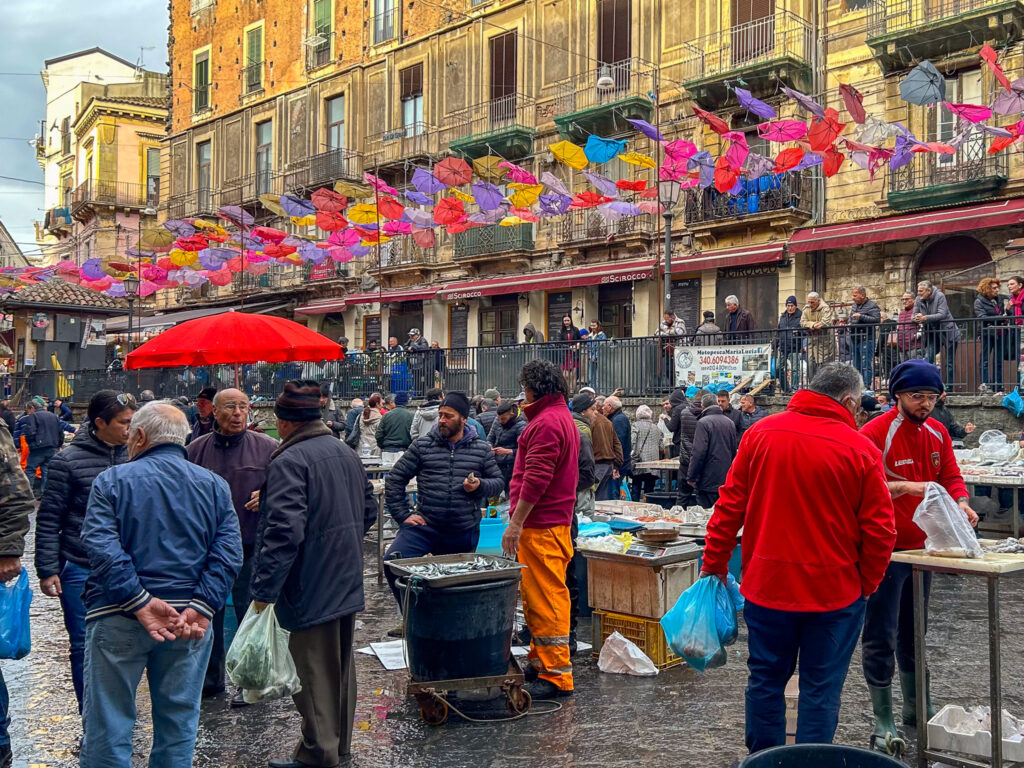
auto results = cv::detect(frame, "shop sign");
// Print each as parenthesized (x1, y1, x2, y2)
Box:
(674, 343, 772, 389)
(600, 270, 653, 284)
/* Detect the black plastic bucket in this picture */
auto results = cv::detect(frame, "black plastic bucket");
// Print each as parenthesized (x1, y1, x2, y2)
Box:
(397, 577, 519, 682)
(740, 744, 907, 767)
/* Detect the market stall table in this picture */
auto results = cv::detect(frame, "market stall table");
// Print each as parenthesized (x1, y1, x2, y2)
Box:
(890, 547, 1024, 768)
(634, 458, 680, 498)
(365, 461, 416, 584)
(958, 469, 1023, 539)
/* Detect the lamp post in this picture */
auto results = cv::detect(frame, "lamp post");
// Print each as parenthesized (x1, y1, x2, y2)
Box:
(658, 179, 681, 313)
(123, 274, 140, 356)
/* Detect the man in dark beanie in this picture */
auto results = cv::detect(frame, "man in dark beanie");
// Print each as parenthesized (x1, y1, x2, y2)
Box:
(190, 386, 218, 443)
(859, 359, 977, 751)
(382, 389, 504, 629)
(251, 380, 377, 768)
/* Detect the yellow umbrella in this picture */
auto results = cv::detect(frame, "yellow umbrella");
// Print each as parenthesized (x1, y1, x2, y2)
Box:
(334, 180, 375, 198)
(260, 194, 288, 217)
(618, 151, 657, 169)
(291, 214, 317, 226)
(139, 227, 176, 249)
(550, 140, 589, 170)
(51, 354, 73, 399)
(508, 183, 543, 208)
(451, 189, 475, 204)
(473, 156, 507, 182)
(347, 203, 379, 225)
(499, 216, 523, 226)
(190, 219, 226, 236)
(169, 249, 198, 267)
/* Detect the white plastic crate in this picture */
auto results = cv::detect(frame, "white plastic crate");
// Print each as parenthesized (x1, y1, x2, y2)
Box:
(927, 705, 1024, 763)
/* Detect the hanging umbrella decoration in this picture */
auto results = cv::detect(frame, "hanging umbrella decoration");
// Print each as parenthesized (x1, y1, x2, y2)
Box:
(900, 60, 946, 106)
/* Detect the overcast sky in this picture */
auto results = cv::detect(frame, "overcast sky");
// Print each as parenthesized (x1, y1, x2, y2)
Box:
(0, 0, 168, 259)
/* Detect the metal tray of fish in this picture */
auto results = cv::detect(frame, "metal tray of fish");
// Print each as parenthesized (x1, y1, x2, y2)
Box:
(385, 553, 526, 588)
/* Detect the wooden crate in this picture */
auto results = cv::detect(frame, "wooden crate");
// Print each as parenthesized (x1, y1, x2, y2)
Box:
(586, 557, 697, 619)
(591, 609, 682, 670)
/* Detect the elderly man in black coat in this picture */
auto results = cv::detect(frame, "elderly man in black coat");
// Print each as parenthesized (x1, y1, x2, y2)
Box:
(687, 393, 739, 508)
(250, 381, 376, 768)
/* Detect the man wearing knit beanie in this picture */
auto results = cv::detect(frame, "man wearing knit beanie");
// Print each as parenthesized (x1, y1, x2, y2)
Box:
(859, 358, 977, 749)
(252, 380, 377, 768)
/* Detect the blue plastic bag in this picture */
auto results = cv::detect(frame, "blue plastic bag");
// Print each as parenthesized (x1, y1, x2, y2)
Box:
(661, 577, 732, 672)
(0, 568, 32, 660)
(1002, 389, 1024, 418)
(726, 573, 744, 612)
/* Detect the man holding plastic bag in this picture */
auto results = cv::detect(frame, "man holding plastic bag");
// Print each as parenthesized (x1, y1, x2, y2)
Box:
(701, 363, 897, 754)
(249, 381, 377, 768)
(859, 359, 978, 751)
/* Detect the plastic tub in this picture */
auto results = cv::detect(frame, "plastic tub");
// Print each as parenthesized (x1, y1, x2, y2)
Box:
(739, 744, 906, 767)
(476, 518, 508, 555)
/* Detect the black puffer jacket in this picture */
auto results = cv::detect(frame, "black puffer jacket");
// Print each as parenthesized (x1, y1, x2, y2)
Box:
(677, 401, 703, 461)
(488, 414, 527, 469)
(665, 389, 689, 451)
(686, 406, 739, 492)
(477, 408, 498, 439)
(385, 423, 504, 530)
(35, 427, 129, 578)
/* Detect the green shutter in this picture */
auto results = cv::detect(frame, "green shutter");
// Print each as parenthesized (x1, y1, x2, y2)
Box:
(314, 0, 331, 33)
(247, 27, 262, 65)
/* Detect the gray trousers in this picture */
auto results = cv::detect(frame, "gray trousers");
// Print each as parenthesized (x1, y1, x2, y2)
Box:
(288, 614, 357, 767)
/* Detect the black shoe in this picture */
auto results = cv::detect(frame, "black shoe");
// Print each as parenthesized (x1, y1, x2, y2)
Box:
(201, 685, 225, 699)
(0, 742, 11, 768)
(386, 624, 404, 638)
(268, 760, 341, 768)
(525, 679, 573, 699)
(523, 664, 539, 683)
(230, 690, 250, 708)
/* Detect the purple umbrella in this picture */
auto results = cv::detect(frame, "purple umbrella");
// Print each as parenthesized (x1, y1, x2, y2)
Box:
(404, 189, 433, 206)
(792, 153, 823, 172)
(404, 209, 435, 228)
(782, 86, 826, 118)
(81, 258, 105, 281)
(217, 205, 255, 228)
(280, 195, 316, 218)
(472, 181, 505, 211)
(583, 171, 620, 198)
(163, 219, 196, 237)
(890, 134, 915, 170)
(281, 235, 311, 247)
(727, 177, 744, 195)
(992, 76, 1024, 116)
(412, 167, 446, 195)
(540, 171, 570, 197)
(197, 247, 235, 270)
(606, 201, 641, 217)
(981, 124, 1014, 138)
(349, 243, 371, 258)
(125, 247, 156, 259)
(626, 118, 664, 141)
(107, 283, 127, 298)
(296, 240, 321, 263)
(734, 87, 776, 119)
(469, 206, 509, 225)
(538, 193, 572, 216)
(744, 153, 776, 181)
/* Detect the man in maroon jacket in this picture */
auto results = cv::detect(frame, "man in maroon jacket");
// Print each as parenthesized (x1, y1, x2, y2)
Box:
(503, 359, 580, 699)
(702, 363, 896, 753)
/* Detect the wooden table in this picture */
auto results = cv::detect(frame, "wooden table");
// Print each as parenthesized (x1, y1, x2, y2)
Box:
(891, 548, 1024, 768)
(959, 471, 1024, 539)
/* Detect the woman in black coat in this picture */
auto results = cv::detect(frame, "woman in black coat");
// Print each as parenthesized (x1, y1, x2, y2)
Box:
(558, 315, 583, 388)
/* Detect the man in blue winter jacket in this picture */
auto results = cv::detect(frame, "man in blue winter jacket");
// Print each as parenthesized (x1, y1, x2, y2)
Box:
(79, 401, 242, 768)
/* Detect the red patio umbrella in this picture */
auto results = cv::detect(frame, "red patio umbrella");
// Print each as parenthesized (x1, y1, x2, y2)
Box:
(433, 157, 474, 187)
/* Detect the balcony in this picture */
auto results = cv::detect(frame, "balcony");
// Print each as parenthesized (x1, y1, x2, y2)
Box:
(445, 94, 536, 160)
(306, 38, 332, 71)
(553, 58, 657, 143)
(307, 148, 363, 188)
(453, 224, 534, 260)
(378, 237, 439, 271)
(241, 61, 264, 96)
(304, 262, 349, 281)
(680, 11, 812, 110)
(71, 180, 156, 219)
(371, 7, 398, 45)
(867, 0, 1024, 73)
(683, 171, 812, 231)
(44, 206, 72, 234)
(166, 188, 217, 220)
(364, 123, 439, 171)
(559, 209, 656, 248)
(887, 151, 1009, 211)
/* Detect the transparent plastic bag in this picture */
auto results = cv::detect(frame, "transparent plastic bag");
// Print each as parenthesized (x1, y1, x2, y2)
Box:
(0, 568, 31, 660)
(912, 482, 983, 559)
(226, 604, 302, 703)
(597, 631, 659, 676)
(978, 430, 1019, 461)
(660, 577, 734, 673)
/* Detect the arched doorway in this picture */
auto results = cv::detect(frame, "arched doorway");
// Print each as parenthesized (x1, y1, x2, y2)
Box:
(915, 235, 992, 318)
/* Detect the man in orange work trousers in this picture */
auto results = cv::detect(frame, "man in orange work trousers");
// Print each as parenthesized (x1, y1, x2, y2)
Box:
(503, 359, 580, 699)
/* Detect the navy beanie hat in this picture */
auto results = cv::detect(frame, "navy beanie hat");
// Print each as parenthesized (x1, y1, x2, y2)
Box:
(394, 392, 410, 406)
(440, 391, 470, 418)
(888, 359, 944, 395)
(275, 379, 323, 422)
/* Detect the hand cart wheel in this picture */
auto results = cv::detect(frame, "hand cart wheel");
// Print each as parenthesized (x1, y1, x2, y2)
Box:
(417, 694, 449, 726)
(505, 685, 532, 715)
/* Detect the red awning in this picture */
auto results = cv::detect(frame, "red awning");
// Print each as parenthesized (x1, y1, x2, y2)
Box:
(789, 199, 1024, 253)
(295, 286, 439, 314)
(437, 258, 657, 301)
(295, 298, 346, 315)
(663, 243, 785, 273)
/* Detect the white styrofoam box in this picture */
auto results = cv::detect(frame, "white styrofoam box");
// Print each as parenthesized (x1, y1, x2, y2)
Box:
(927, 705, 1024, 763)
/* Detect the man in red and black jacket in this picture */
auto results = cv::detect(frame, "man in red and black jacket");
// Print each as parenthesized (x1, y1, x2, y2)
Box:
(859, 359, 977, 748)
(701, 363, 896, 754)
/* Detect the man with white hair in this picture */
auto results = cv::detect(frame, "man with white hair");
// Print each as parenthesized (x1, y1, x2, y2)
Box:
(80, 402, 242, 767)
(724, 295, 755, 343)
(801, 292, 837, 379)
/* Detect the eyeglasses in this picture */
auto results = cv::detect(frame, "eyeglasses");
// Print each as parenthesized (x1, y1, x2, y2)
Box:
(218, 402, 250, 412)
(117, 393, 137, 408)
(905, 392, 939, 404)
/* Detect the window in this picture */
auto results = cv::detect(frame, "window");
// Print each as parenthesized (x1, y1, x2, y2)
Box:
(489, 32, 517, 124)
(60, 174, 72, 207)
(933, 70, 983, 168)
(597, 0, 631, 66)
(732, 0, 775, 66)
(326, 95, 345, 150)
(244, 23, 264, 94)
(196, 140, 212, 211)
(60, 117, 71, 156)
(309, 0, 332, 68)
(255, 121, 273, 195)
(479, 296, 519, 346)
(547, 291, 573, 342)
(193, 50, 210, 112)
(400, 64, 424, 136)
(145, 147, 160, 204)
(373, 0, 397, 44)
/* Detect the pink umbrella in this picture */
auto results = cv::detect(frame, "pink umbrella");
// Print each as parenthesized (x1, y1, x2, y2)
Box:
(981, 44, 1012, 92)
(758, 120, 808, 142)
(363, 173, 398, 196)
(839, 84, 867, 124)
(943, 102, 992, 123)
(723, 131, 750, 168)
(498, 161, 537, 185)
(663, 139, 697, 161)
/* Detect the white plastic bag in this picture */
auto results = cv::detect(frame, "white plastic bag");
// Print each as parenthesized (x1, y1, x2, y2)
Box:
(978, 430, 1019, 461)
(226, 604, 303, 703)
(912, 482, 983, 559)
(597, 631, 659, 676)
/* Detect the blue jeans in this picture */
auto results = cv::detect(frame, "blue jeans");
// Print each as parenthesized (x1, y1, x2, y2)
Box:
(587, 360, 598, 390)
(744, 597, 866, 753)
(58, 561, 90, 712)
(82, 614, 213, 768)
(384, 523, 480, 606)
(0, 665, 8, 748)
(852, 338, 875, 388)
(26, 446, 56, 496)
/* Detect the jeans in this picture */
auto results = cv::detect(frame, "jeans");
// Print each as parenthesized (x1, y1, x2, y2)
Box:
(26, 446, 57, 496)
(852, 338, 876, 389)
(924, 333, 958, 385)
(744, 597, 866, 753)
(204, 554, 253, 695)
(58, 561, 90, 712)
(979, 329, 1002, 389)
(777, 351, 803, 392)
(384, 523, 480, 606)
(594, 462, 615, 501)
(862, 561, 933, 688)
(587, 360, 598, 391)
(0, 666, 8, 748)
(82, 614, 213, 768)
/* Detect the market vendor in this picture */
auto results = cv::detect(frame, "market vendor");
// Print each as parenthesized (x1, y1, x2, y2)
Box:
(859, 359, 979, 752)
(382, 392, 504, 633)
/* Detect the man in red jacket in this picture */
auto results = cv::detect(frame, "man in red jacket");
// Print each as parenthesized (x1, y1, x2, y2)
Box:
(503, 359, 580, 699)
(701, 363, 896, 753)
(859, 359, 977, 752)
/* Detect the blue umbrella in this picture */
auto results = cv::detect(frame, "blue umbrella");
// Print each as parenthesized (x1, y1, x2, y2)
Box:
(584, 135, 627, 164)
(900, 61, 946, 106)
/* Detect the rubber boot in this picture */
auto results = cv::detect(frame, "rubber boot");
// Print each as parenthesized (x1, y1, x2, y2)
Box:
(869, 685, 906, 757)
(899, 669, 936, 727)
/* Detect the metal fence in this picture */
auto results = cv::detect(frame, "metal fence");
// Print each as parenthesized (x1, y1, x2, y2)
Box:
(680, 10, 812, 82)
(866, 0, 1003, 38)
(25, 316, 1023, 406)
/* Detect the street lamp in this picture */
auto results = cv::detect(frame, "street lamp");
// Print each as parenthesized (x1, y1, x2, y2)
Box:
(123, 274, 140, 355)
(658, 179, 681, 312)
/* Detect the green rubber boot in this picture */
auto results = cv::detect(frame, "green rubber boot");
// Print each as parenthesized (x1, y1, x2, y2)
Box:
(869, 685, 906, 757)
(899, 669, 936, 727)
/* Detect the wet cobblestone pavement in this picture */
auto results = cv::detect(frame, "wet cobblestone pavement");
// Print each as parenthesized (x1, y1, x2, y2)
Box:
(6, 528, 1023, 768)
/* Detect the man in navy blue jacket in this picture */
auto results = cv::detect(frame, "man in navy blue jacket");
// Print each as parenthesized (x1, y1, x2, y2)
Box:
(80, 401, 241, 768)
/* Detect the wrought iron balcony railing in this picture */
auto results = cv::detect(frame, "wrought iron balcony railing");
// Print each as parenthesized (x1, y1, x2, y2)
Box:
(71, 180, 157, 215)
(559, 208, 656, 244)
(307, 148, 363, 187)
(453, 223, 533, 259)
(378, 237, 440, 269)
(242, 61, 264, 94)
(684, 171, 811, 225)
(867, 0, 1019, 38)
(889, 147, 1009, 192)
(553, 57, 657, 116)
(364, 123, 438, 169)
(444, 93, 536, 145)
(680, 10, 812, 82)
